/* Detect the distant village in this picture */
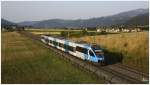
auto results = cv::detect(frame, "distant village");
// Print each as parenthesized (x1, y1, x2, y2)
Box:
(69, 25, 149, 33)
(95, 25, 146, 33)
(2, 24, 149, 33)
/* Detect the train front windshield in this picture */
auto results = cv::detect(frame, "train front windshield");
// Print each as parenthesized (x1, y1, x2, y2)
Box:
(92, 45, 104, 58)
(95, 50, 104, 57)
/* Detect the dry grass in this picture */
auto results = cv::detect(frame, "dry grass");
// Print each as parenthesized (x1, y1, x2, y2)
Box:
(72, 32, 149, 73)
(2, 32, 104, 84)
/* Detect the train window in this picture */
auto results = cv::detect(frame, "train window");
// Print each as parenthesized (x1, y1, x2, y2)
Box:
(76, 46, 87, 54)
(59, 43, 64, 47)
(76, 46, 80, 52)
(63, 44, 75, 52)
(61, 43, 64, 47)
(64, 44, 68, 49)
(92, 45, 102, 50)
(53, 41, 54, 43)
(50, 40, 53, 43)
(53, 41, 58, 46)
(58, 43, 61, 47)
(49, 40, 52, 43)
(68, 45, 74, 52)
(89, 50, 94, 56)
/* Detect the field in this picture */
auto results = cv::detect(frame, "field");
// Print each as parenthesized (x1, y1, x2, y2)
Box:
(26, 29, 79, 35)
(25, 28, 82, 32)
(1, 32, 104, 83)
(26, 28, 149, 73)
(30, 31, 61, 35)
(26, 28, 96, 35)
(72, 31, 149, 73)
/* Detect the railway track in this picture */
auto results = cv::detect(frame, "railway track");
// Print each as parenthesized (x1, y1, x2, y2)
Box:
(114, 63, 149, 77)
(114, 63, 148, 79)
(100, 65, 148, 83)
(19, 31, 149, 84)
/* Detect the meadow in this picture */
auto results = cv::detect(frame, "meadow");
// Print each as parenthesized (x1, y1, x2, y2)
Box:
(1, 32, 104, 83)
(25, 28, 96, 36)
(72, 31, 149, 73)
(25, 28, 82, 32)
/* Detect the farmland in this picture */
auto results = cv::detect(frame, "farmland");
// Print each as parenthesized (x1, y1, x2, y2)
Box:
(25, 28, 96, 36)
(1, 32, 104, 83)
(26, 28, 148, 73)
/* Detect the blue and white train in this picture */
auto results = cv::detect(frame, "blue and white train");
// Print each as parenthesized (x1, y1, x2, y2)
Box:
(41, 35, 105, 63)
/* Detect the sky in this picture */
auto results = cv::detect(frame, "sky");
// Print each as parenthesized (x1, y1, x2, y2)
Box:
(1, 1, 149, 23)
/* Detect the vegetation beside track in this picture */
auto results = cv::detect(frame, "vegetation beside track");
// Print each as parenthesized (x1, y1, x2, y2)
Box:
(72, 32, 149, 73)
(2, 32, 104, 84)
(27, 28, 109, 37)
(25, 28, 149, 73)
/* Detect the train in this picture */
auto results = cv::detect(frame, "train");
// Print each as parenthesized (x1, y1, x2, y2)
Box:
(41, 35, 105, 64)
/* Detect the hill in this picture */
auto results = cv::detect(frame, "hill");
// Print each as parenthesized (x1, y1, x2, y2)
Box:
(17, 21, 40, 26)
(1, 18, 16, 27)
(18, 8, 148, 28)
(124, 13, 149, 26)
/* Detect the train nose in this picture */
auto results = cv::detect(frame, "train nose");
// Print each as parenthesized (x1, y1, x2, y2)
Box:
(97, 55, 105, 62)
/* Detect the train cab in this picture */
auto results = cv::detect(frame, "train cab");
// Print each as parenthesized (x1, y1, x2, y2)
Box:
(87, 44, 105, 63)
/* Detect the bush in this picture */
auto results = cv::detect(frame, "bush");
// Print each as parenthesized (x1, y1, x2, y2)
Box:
(82, 29, 88, 36)
(61, 31, 68, 37)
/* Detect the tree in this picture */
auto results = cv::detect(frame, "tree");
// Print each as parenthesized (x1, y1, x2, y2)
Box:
(61, 31, 68, 37)
(82, 29, 88, 36)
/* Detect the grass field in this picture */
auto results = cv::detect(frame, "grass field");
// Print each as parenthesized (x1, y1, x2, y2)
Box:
(26, 28, 80, 35)
(26, 28, 82, 32)
(26, 28, 96, 35)
(1, 32, 104, 84)
(26, 28, 149, 73)
(72, 32, 149, 73)
(30, 31, 61, 35)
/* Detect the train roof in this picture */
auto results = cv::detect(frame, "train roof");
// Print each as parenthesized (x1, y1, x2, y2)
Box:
(45, 35, 75, 43)
(42, 35, 101, 48)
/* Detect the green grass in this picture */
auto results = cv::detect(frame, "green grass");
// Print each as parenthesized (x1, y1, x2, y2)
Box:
(2, 32, 104, 84)
(26, 28, 97, 35)
(30, 31, 61, 35)
(25, 28, 82, 32)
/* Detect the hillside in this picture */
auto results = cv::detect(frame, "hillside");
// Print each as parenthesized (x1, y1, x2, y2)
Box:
(18, 21, 40, 26)
(18, 8, 148, 28)
(125, 13, 149, 26)
(1, 18, 16, 27)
